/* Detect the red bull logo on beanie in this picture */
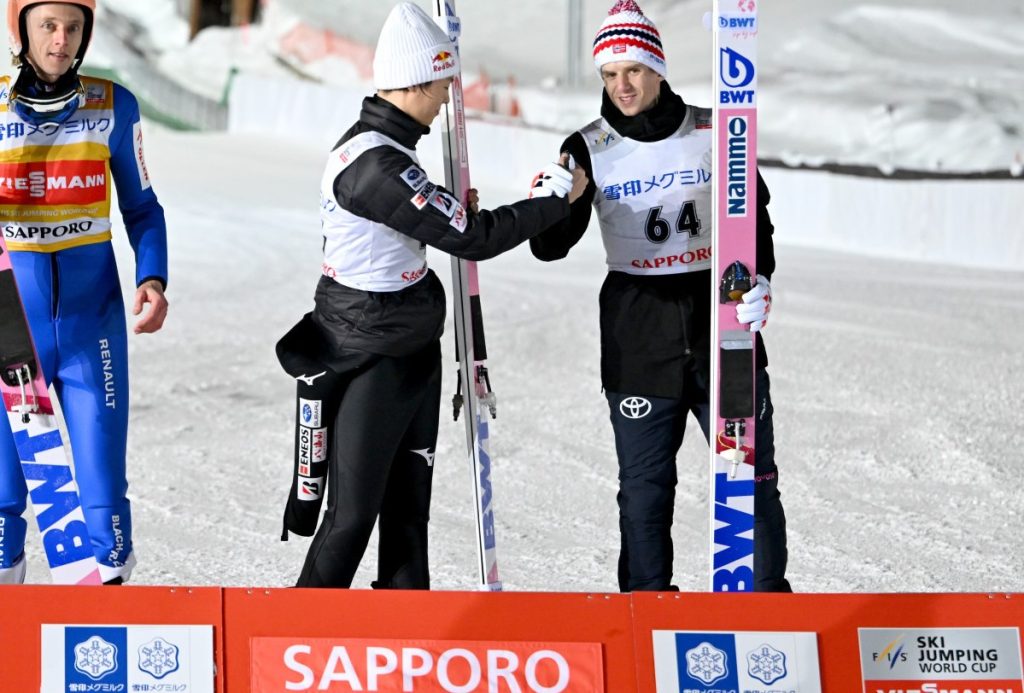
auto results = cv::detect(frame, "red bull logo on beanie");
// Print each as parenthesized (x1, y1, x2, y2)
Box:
(433, 51, 455, 72)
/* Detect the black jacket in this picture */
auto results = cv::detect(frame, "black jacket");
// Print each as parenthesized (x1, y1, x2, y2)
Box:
(530, 83, 775, 398)
(310, 96, 569, 361)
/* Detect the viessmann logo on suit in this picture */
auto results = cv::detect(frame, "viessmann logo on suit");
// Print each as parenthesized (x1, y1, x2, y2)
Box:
(251, 637, 604, 692)
(0, 160, 107, 205)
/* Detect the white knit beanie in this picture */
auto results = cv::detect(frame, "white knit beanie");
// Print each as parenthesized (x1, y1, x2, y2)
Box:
(593, 0, 667, 78)
(373, 2, 459, 90)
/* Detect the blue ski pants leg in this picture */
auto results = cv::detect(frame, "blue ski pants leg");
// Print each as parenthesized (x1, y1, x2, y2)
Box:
(607, 391, 689, 592)
(0, 247, 134, 582)
(607, 367, 789, 592)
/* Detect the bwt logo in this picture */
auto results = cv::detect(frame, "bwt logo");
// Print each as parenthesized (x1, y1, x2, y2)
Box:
(444, 2, 461, 38)
(719, 47, 755, 104)
(719, 15, 758, 30)
(726, 116, 750, 218)
(720, 47, 754, 88)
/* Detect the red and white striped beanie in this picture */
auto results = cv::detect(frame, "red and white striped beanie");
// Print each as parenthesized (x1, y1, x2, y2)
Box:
(592, 0, 666, 78)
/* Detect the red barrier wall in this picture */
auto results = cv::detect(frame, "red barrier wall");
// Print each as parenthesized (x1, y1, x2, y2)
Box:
(0, 585, 224, 691)
(631, 592, 1024, 691)
(3, 586, 1022, 691)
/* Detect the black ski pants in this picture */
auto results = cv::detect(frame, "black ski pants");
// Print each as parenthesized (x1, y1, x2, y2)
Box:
(606, 367, 790, 592)
(296, 342, 441, 589)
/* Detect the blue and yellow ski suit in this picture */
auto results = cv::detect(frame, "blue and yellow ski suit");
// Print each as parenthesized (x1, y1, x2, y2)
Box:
(0, 74, 167, 583)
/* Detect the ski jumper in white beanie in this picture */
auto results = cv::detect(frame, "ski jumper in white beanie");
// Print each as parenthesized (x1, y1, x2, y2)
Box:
(592, 0, 667, 78)
(373, 2, 460, 90)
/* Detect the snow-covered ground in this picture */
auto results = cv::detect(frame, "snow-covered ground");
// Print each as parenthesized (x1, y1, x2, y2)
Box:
(4, 0, 1023, 592)
(8, 126, 1018, 593)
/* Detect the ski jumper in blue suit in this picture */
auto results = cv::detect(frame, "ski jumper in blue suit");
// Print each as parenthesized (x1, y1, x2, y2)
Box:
(0, 69, 168, 584)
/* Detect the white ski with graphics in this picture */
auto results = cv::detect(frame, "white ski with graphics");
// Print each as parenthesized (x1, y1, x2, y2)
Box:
(432, 0, 502, 591)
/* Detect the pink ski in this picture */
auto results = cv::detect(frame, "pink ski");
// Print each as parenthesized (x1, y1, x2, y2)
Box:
(709, 0, 759, 592)
(0, 237, 102, 585)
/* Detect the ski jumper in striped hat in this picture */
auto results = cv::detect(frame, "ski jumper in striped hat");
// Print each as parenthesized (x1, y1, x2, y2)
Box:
(530, 0, 791, 593)
(592, 0, 667, 79)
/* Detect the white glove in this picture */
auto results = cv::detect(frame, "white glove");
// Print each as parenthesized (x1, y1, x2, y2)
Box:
(528, 162, 573, 199)
(736, 274, 772, 332)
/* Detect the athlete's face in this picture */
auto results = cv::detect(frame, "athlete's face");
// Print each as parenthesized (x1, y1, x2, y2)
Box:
(601, 61, 663, 117)
(24, 4, 86, 83)
(409, 77, 453, 126)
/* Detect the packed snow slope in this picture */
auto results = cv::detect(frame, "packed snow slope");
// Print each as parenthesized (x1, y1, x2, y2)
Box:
(9, 127, 1021, 593)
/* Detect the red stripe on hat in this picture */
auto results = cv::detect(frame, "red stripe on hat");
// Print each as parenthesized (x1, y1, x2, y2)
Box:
(593, 37, 666, 61)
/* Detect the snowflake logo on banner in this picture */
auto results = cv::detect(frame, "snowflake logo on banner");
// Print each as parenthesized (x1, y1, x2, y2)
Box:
(686, 641, 729, 685)
(747, 643, 787, 684)
(138, 637, 180, 679)
(74, 635, 118, 680)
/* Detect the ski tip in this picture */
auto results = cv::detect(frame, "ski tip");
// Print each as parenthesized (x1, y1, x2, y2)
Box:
(76, 569, 103, 586)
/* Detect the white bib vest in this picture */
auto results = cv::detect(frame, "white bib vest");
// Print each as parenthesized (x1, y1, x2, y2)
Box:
(320, 131, 428, 292)
(582, 107, 713, 275)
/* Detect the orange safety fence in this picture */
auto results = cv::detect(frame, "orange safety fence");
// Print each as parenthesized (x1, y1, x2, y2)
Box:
(4, 586, 1023, 691)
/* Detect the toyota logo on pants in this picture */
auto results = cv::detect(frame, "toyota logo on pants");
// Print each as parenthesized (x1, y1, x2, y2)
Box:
(620, 397, 652, 419)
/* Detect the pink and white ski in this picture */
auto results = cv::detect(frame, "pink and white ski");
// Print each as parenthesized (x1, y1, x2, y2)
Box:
(0, 237, 101, 585)
(709, 0, 759, 592)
